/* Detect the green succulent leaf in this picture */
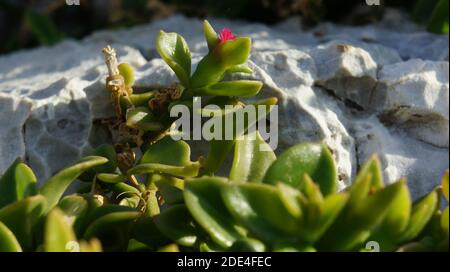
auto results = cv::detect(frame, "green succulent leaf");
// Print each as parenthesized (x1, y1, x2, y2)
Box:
(44, 208, 77, 252)
(128, 162, 200, 177)
(221, 183, 299, 245)
(273, 242, 317, 252)
(154, 204, 198, 247)
(215, 37, 252, 67)
(190, 38, 252, 89)
(127, 91, 155, 106)
(398, 190, 439, 244)
(83, 204, 136, 232)
(97, 173, 128, 184)
(372, 179, 411, 242)
(263, 143, 337, 196)
(118, 63, 135, 87)
(39, 156, 108, 211)
(441, 207, 449, 237)
(83, 211, 140, 251)
(156, 31, 191, 87)
(427, 0, 449, 34)
(298, 192, 349, 244)
(203, 20, 219, 51)
(131, 217, 171, 250)
(57, 195, 89, 236)
(204, 140, 235, 175)
(119, 196, 141, 208)
(190, 54, 227, 89)
(126, 107, 164, 131)
(140, 136, 192, 166)
(157, 244, 180, 252)
(230, 131, 276, 183)
(184, 177, 245, 248)
(0, 158, 37, 208)
(153, 175, 185, 205)
(442, 170, 449, 202)
(227, 64, 253, 74)
(0, 221, 22, 252)
(318, 181, 406, 251)
(193, 80, 263, 97)
(204, 98, 277, 175)
(347, 155, 384, 205)
(0, 195, 47, 250)
(79, 145, 118, 182)
(228, 238, 266, 252)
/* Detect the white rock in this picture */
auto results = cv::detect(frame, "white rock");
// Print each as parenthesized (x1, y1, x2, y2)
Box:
(0, 94, 32, 173)
(0, 41, 146, 183)
(352, 116, 448, 198)
(373, 59, 449, 148)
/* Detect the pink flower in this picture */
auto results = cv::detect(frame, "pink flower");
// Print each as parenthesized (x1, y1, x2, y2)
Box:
(218, 28, 236, 43)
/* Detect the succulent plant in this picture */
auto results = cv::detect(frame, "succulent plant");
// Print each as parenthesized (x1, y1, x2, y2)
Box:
(0, 21, 448, 252)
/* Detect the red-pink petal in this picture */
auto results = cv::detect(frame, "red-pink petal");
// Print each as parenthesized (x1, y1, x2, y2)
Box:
(219, 28, 236, 43)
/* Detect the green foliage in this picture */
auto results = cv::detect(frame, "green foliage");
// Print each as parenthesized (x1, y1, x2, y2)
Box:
(0, 20, 447, 253)
(414, 0, 449, 34)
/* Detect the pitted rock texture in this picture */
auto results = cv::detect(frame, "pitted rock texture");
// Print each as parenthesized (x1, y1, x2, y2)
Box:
(0, 13, 448, 198)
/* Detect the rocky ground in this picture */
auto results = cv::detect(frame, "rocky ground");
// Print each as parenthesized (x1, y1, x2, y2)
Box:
(0, 10, 448, 198)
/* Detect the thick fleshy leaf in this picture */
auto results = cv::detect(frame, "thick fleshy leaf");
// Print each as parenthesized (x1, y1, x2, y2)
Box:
(0, 158, 37, 208)
(203, 20, 219, 51)
(227, 64, 253, 74)
(57, 195, 89, 236)
(273, 242, 317, 252)
(215, 37, 252, 66)
(263, 143, 337, 196)
(318, 181, 406, 251)
(92, 144, 118, 174)
(204, 98, 277, 175)
(442, 170, 449, 202)
(0, 221, 22, 252)
(298, 193, 349, 244)
(398, 190, 439, 243)
(79, 145, 118, 182)
(78, 238, 103, 252)
(221, 183, 299, 244)
(190, 54, 227, 89)
(128, 91, 155, 106)
(118, 63, 135, 87)
(277, 183, 303, 218)
(128, 162, 200, 177)
(39, 156, 108, 211)
(131, 216, 171, 250)
(373, 179, 411, 241)
(140, 136, 192, 166)
(427, 0, 449, 34)
(157, 244, 180, 252)
(44, 208, 77, 252)
(230, 131, 276, 183)
(0, 195, 47, 250)
(153, 175, 185, 205)
(126, 107, 164, 131)
(154, 204, 198, 247)
(193, 80, 262, 97)
(83, 204, 136, 233)
(228, 238, 266, 252)
(83, 211, 140, 251)
(204, 140, 235, 175)
(156, 31, 191, 86)
(184, 177, 245, 248)
(442, 207, 449, 237)
(97, 173, 128, 184)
